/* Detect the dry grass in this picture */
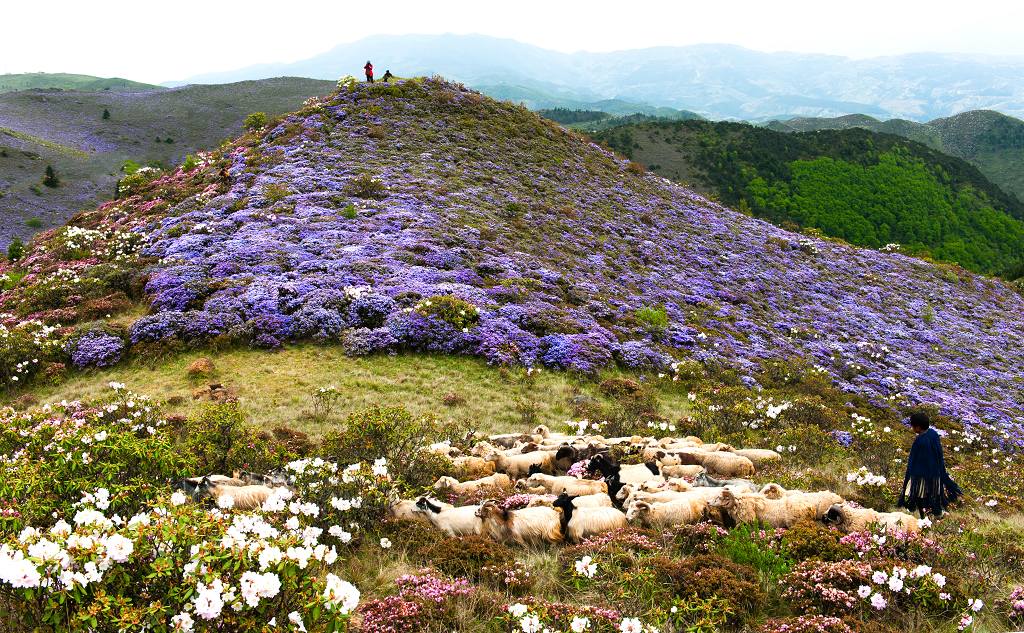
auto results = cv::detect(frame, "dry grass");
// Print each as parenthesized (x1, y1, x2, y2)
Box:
(13, 344, 694, 437)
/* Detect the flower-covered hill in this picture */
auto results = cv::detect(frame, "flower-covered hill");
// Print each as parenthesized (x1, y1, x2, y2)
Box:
(2, 78, 1022, 441)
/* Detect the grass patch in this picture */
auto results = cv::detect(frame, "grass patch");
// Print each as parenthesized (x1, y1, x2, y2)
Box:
(14, 344, 694, 437)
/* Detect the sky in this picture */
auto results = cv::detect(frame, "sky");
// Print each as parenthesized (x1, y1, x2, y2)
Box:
(4, 0, 1024, 84)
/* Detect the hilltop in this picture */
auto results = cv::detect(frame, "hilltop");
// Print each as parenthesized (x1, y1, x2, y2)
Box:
(593, 119, 1024, 276)
(170, 34, 1024, 121)
(2, 78, 1022, 444)
(769, 110, 1024, 201)
(0, 72, 161, 93)
(0, 77, 335, 247)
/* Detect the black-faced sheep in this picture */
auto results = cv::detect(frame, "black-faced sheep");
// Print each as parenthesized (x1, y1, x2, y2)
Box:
(414, 497, 483, 536)
(823, 503, 920, 534)
(552, 493, 627, 542)
(587, 454, 662, 485)
(391, 498, 453, 522)
(625, 494, 708, 528)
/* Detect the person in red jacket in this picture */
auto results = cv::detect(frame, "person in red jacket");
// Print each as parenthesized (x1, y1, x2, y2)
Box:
(364, 61, 374, 83)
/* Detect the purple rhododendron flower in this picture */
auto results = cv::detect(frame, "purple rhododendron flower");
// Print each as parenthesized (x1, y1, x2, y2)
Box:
(68, 331, 124, 368)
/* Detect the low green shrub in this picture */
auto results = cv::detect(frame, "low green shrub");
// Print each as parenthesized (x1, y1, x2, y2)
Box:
(320, 406, 471, 491)
(414, 295, 480, 330)
(173, 402, 287, 475)
(243, 111, 268, 131)
(634, 305, 669, 335)
(415, 535, 515, 581)
(782, 520, 854, 562)
(650, 554, 765, 625)
(344, 173, 388, 199)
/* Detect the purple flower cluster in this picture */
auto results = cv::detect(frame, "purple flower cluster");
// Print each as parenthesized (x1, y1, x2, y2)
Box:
(53, 78, 1021, 441)
(830, 430, 854, 448)
(67, 331, 124, 369)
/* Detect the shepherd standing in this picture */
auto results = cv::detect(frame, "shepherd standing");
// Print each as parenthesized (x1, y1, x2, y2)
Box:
(898, 412, 961, 519)
(364, 61, 374, 83)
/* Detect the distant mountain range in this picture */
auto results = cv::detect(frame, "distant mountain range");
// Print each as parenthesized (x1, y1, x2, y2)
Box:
(767, 110, 1024, 202)
(0, 72, 161, 93)
(168, 34, 1024, 122)
(595, 119, 1024, 277)
(0, 77, 333, 247)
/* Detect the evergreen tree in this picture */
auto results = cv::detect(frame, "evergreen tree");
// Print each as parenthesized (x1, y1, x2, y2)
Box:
(6, 237, 24, 262)
(42, 165, 60, 188)
(102, 108, 111, 120)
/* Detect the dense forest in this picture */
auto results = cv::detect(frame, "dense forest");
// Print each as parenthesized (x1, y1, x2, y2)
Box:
(595, 121, 1024, 277)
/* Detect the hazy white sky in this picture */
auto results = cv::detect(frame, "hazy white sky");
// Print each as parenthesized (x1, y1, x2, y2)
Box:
(4, 0, 1024, 83)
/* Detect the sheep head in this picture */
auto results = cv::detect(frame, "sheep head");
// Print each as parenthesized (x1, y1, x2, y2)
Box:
(760, 483, 786, 500)
(625, 501, 651, 522)
(433, 476, 460, 491)
(823, 504, 846, 526)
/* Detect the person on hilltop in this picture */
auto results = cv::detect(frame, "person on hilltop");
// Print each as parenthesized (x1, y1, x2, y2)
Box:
(382, 69, 394, 83)
(898, 411, 961, 520)
(364, 61, 374, 83)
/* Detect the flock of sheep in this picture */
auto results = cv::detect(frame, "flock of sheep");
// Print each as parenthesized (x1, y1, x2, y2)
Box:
(393, 425, 922, 546)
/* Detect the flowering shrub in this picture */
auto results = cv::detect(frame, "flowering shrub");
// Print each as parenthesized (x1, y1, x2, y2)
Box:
(0, 496, 358, 631)
(1007, 586, 1024, 625)
(855, 564, 956, 617)
(781, 560, 874, 614)
(65, 329, 125, 368)
(174, 402, 288, 475)
(0, 384, 190, 529)
(759, 615, 854, 633)
(500, 601, 626, 633)
(357, 569, 473, 633)
(0, 318, 65, 386)
(414, 535, 514, 581)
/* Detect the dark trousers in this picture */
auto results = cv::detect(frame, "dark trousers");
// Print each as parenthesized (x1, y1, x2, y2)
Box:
(366, 74, 374, 83)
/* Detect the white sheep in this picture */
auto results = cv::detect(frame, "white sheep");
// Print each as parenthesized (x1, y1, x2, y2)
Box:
(432, 473, 513, 497)
(693, 451, 755, 477)
(391, 498, 452, 522)
(520, 473, 607, 496)
(414, 497, 483, 536)
(824, 503, 921, 534)
(199, 479, 275, 511)
(625, 494, 708, 528)
(450, 456, 496, 479)
(732, 448, 782, 468)
(661, 464, 706, 479)
(710, 489, 818, 528)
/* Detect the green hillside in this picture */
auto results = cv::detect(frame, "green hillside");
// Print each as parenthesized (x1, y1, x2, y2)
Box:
(595, 120, 1024, 276)
(0, 72, 161, 93)
(0, 77, 335, 248)
(769, 110, 1024, 202)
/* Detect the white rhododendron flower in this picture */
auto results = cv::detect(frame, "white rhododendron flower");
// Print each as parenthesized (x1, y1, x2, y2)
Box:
(171, 612, 194, 632)
(171, 492, 188, 507)
(322, 574, 359, 614)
